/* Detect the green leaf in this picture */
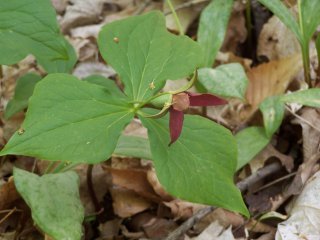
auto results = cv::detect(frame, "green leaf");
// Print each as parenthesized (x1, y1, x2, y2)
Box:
(259, 96, 285, 138)
(236, 127, 270, 170)
(198, 63, 248, 99)
(114, 135, 151, 159)
(0, 74, 134, 163)
(197, 0, 234, 66)
(300, 0, 320, 42)
(14, 168, 84, 240)
(281, 89, 320, 107)
(140, 113, 249, 217)
(0, 0, 76, 73)
(5, 73, 42, 119)
(98, 11, 203, 102)
(258, 0, 302, 42)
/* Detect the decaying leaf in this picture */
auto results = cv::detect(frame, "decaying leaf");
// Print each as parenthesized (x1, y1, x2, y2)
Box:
(192, 221, 235, 240)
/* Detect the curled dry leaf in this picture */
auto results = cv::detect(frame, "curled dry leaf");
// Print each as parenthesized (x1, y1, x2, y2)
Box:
(50, 0, 68, 14)
(242, 54, 302, 121)
(146, 168, 172, 201)
(276, 171, 320, 240)
(73, 62, 116, 79)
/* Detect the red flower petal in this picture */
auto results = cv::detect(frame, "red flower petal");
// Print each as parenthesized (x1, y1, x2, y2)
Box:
(188, 93, 228, 106)
(169, 108, 184, 146)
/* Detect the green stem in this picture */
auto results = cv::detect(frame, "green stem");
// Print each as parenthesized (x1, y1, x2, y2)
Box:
(298, 0, 311, 87)
(166, 0, 184, 35)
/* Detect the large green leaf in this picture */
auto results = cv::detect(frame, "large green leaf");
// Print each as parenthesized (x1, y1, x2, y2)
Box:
(258, 0, 302, 43)
(98, 11, 203, 102)
(0, 0, 76, 73)
(197, 0, 234, 67)
(281, 89, 320, 107)
(259, 96, 285, 138)
(5, 73, 42, 119)
(300, 0, 320, 42)
(236, 127, 270, 170)
(14, 168, 84, 240)
(140, 113, 249, 217)
(198, 63, 248, 99)
(0, 74, 134, 163)
(83, 75, 124, 98)
(114, 135, 151, 159)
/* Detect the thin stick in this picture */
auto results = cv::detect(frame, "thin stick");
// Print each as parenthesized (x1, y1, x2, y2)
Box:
(166, 0, 184, 35)
(0, 208, 17, 225)
(286, 106, 320, 133)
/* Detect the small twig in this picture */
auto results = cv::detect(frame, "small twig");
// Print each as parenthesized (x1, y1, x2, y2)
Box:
(0, 208, 17, 225)
(252, 171, 297, 193)
(237, 162, 283, 192)
(164, 206, 215, 240)
(286, 106, 320, 133)
(163, 162, 283, 239)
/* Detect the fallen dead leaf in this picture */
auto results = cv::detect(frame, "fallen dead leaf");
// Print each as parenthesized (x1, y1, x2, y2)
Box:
(258, 15, 300, 61)
(242, 54, 302, 121)
(146, 168, 173, 201)
(276, 171, 320, 240)
(249, 144, 294, 173)
(61, 0, 107, 33)
(0, 178, 20, 210)
(163, 199, 206, 221)
(110, 187, 152, 218)
(192, 221, 235, 240)
(72, 61, 116, 79)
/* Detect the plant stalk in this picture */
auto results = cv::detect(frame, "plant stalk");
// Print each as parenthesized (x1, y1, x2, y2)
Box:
(166, 0, 184, 35)
(298, 0, 311, 87)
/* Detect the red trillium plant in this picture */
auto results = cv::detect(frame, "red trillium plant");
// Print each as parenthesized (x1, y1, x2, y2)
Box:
(0, 10, 249, 240)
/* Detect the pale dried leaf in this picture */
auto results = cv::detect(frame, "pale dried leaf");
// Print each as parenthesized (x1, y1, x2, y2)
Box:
(258, 15, 300, 60)
(73, 62, 115, 79)
(163, 200, 206, 220)
(192, 221, 235, 240)
(276, 171, 320, 240)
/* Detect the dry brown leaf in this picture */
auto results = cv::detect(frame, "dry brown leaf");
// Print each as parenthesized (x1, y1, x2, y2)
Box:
(163, 200, 206, 221)
(194, 208, 244, 233)
(0, 177, 20, 210)
(246, 219, 276, 233)
(286, 108, 320, 196)
(249, 144, 294, 173)
(98, 219, 122, 239)
(146, 168, 173, 201)
(61, 0, 107, 33)
(242, 54, 302, 121)
(50, 0, 68, 14)
(110, 187, 152, 218)
(258, 15, 300, 60)
(192, 221, 235, 240)
(106, 167, 161, 202)
(221, 1, 247, 53)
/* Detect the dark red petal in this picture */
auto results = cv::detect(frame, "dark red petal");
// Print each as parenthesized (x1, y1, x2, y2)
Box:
(188, 93, 228, 106)
(169, 108, 184, 146)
